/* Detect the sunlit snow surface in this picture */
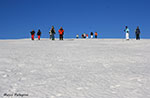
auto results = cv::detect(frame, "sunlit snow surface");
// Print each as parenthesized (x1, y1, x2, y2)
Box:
(0, 39, 150, 98)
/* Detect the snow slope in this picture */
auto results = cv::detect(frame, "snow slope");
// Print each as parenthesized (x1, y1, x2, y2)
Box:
(0, 39, 150, 98)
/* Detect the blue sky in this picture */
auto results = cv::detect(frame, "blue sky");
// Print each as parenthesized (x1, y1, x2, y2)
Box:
(0, 0, 150, 39)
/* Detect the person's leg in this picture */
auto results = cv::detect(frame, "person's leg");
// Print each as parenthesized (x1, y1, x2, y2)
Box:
(59, 35, 61, 40)
(137, 34, 140, 40)
(136, 34, 138, 40)
(31, 35, 34, 40)
(126, 33, 129, 40)
(52, 34, 55, 40)
(38, 35, 40, 40)
(95, 35, 97, 38)
(62, 35, 63, 40)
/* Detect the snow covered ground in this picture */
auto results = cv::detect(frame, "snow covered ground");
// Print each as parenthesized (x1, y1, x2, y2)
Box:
(0, 39, 150, 98)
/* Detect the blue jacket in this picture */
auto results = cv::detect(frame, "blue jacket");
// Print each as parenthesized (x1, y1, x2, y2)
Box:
(124, 28, 129, 33)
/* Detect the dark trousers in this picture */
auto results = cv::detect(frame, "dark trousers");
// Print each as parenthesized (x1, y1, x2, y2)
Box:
(52, 34, 55, 40)
(59, 35, 63, 40)
(136, 34, 140, 40)
(95, 35, 97, 38)
(50, 34, 55, 40)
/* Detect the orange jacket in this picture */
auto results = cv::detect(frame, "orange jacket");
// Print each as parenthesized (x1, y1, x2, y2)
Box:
(58, 29, 64, 35)
(95, 32, 98, 36)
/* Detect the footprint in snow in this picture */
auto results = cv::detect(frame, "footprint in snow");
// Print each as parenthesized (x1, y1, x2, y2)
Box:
(2, 74, 9, 77)
(51, 96, 55, 98)
(30, 70, 37, 73)
(56, 93, 62, 97)
(110, 85, 120, 89)
(76, 87, 89, 90)
(58, 59, 64, 62)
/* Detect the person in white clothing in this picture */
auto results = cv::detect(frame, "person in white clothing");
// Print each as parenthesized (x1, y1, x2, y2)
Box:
(124, 26, 130, 40)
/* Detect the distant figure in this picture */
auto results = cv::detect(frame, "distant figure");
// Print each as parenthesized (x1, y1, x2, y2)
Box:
(37, 29, 41, 40)
(49, 26, 56, 40)
(82, 34, 84, 38)
(58, 27, 64, 40)
(95, 32, 98, 38)
(76, 34, 79, 39)
(124, 26, 130, 40)
(86, 34, 88, 39)
(83, 33, 86, 38)
(135, 26, 141, 40)
(90, 32, 93, 38)
(30, 30, 35, 40)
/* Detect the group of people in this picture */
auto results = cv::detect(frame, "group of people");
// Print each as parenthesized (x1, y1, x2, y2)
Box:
(30, 26, 64, 40)
(76, 32, 98, 39)
(30, 29, 41, 40)
(49, 26, 64, 40)
(30, 26, 141, 41)
(124, 26, 141, 40)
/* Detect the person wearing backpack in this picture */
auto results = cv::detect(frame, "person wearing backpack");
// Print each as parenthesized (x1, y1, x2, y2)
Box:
(58, 27, 64, 40)
(30, 30, 35, 40)
(37, 29, 41, 40)
(49, 26, 56, 40)
(135, 26, 141, 40)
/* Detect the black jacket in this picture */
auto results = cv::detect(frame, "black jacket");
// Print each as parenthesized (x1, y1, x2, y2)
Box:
(30, 31, 35, 35)
(135, 29, 140, 34)
(37, 31, 41, 35)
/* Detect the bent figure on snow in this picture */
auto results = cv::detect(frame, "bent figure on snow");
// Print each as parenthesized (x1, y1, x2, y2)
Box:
(135, 26, 141, 40)
(58, 27, 64, 40)
(37, 29, 41, 40)
(124, 26, 130, 40)
(30, 30, 35, 40)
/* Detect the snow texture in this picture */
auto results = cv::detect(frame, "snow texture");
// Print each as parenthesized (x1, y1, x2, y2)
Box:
(0, 39, 150, 98)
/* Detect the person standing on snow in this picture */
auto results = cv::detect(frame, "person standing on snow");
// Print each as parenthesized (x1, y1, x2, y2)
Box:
(90, 32, 93, 38)
(58, 27, 64, 40)
(124, 26, 130, 40)
(86, 34, 89, 39)
(30, 30, 35, 40)
(76, 34, 79, 39)
(135, 26, 141, 40)
(83, 33, 86, 39)
(81, 34, 84, 38)
(95, 32, 98, 38)
(37, 29, 41, 40)
(49, 26, 56, 40)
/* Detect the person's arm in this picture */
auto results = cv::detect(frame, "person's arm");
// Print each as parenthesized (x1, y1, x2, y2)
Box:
(63, 30, 64, 35)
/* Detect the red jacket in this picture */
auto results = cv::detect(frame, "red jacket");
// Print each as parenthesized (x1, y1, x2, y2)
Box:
(58, 29, 64, 35)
